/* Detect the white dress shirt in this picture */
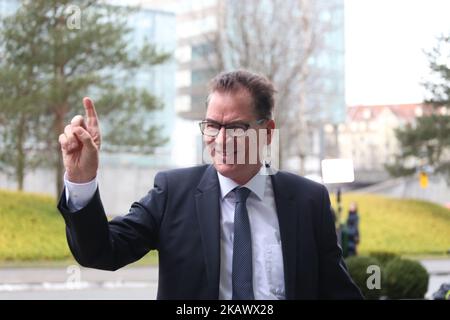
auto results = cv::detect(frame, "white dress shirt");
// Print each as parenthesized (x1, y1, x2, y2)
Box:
(64, 172, 98, 212)
(64, 168, 285, 300)
(217, 169, 285, 300)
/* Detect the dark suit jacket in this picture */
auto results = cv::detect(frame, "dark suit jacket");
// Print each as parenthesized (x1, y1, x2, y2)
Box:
(58, 164, 363, 299)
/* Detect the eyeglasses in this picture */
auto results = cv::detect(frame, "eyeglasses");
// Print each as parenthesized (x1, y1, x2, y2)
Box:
(199, 119, 267, 137)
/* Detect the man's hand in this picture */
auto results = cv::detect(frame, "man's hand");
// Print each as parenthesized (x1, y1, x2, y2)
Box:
(59, 97, 101, 183)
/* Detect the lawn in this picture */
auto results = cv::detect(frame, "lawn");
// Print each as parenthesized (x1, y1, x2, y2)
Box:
(0, 189, 70, 261)
(332, 193, 450, 255)
(1, 189, 449, 263)
(0, 189, 157, 265)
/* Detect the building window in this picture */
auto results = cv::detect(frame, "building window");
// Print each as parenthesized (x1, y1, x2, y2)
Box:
(191, 41, 215, 60)
(415, 107, 423, 117)
(191, 94, 208, 111)
(191, 68, 215, 85)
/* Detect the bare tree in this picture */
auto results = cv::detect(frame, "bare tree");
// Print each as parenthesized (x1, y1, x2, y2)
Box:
(197, 0, 343, 173)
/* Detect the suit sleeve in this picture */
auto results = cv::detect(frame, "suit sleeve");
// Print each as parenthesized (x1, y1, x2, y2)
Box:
(317, 186, 364, 299)
(57, 172, 168, 271)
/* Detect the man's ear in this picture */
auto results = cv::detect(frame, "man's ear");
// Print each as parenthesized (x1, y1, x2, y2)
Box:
(266, 119, 275, 145)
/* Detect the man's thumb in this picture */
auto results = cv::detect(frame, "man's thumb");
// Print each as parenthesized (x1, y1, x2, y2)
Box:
(73, 126, 96, 150)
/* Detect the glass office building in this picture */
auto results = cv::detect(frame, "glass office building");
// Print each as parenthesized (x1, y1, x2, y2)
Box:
(0, 1, 177, 168)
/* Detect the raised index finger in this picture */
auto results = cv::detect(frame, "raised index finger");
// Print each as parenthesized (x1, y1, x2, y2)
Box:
(82, 97, 99, 128)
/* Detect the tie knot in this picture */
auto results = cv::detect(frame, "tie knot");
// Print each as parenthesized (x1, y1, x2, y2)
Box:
(234, 187, 251, 203)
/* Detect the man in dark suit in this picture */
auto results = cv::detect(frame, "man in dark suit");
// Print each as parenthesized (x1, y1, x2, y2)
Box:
(58, 70, 363, 299)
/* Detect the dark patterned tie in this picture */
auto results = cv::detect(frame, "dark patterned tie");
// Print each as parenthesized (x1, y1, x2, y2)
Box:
(232, 187, 254, 300)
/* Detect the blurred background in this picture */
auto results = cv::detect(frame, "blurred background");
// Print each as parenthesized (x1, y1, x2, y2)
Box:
(0, 0, 449, 300)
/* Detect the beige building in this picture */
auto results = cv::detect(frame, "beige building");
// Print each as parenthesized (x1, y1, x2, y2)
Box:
(337, 103, 425, 183)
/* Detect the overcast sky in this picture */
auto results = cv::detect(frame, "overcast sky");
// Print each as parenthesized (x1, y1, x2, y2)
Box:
(345, 0, 450, 106)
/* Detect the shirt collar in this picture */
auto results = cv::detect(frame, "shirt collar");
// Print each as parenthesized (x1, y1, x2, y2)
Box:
(217, 167, 267, 201)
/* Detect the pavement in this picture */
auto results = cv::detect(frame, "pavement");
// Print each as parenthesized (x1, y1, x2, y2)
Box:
(415, 259, 450, 299)
(0, 265, 158, 300)
(0, 259, 449, 300)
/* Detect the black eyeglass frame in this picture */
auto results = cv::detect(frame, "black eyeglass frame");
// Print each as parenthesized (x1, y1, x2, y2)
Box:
(198, 118, 268, 137)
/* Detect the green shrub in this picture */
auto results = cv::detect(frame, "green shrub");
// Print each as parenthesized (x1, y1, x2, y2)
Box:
(369, 251, 399, 267)
(384, 258, 429, 299)
(345, 256, 382, 300)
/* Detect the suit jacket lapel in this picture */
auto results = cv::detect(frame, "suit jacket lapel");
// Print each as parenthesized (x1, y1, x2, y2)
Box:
(271, 172, 298, 299)
(195, 165, 221, 299)
(194, 166, 299, 299)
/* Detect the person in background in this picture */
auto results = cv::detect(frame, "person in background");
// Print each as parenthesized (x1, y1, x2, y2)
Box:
(346, 202, 360, 257)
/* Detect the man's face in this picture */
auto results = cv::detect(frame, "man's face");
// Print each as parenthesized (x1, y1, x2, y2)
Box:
(204, 89, 274, 183)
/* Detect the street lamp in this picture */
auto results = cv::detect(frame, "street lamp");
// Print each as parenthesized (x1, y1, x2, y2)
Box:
(321, 158, 355, 243)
